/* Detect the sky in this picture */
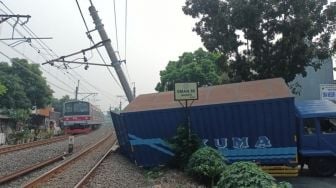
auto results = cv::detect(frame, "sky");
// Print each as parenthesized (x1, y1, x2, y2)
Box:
(0, 0, 203, 111)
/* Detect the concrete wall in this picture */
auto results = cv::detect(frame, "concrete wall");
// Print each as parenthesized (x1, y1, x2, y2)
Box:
(292, 58, 335, 101)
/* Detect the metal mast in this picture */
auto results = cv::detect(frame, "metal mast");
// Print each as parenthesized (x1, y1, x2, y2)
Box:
(88, 5, 134, 102)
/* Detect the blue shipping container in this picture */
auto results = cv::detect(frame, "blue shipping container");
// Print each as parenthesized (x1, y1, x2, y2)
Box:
(112, 78, 297, 167)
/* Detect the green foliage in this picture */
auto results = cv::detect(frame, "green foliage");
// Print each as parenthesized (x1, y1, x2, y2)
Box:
(0, 82, 6, 96)
(51, 95, 71, 113)
(217, 162, 276, 188)
(0, 58, 53, 109)
(155, 48, 229, 92)
(183, 0, 336, 83)
(277, 181, 293, 188)
(187, 146, 226, 187)
(145, 167, 164, 180)
(7, 129, 34, 144)
(169, 124, 201, 169)
(7, 109, 30, 125)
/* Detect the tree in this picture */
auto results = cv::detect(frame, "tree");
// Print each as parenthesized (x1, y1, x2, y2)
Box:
(0, 71, 31, 109)
(10, 58, 53, 108)
(155, 48, 229, 92)
(183, 0, 336, 83)
(51, 95, 71, 113)
(0, 82, 6, 96)
(0, 58, 53, 109)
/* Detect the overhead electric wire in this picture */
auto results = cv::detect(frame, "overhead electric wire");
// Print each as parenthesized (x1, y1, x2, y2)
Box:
(0, 40, 76, 92)
(0, 1, 57, 59)
(75, 0, 123, 89)
(1, 1, 119, 104)
(0, 50, 74, 94)
(113, 0, 119, 51)
(0, 2, 97, 95)
(123, 0, 132, 84)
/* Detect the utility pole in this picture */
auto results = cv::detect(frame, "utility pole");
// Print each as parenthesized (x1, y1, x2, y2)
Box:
(89, 5, 134, 102)
(75, 80, 79, 100)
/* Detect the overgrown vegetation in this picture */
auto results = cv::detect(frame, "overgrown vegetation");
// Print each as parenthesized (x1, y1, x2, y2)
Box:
(155, 48, 229, 92)
(183, 0, 336, 83)
(187, 146, 226, 187)
(168, 124, 201, 169)
(0, 82, 6, 96)
(216, 162, 291, 188)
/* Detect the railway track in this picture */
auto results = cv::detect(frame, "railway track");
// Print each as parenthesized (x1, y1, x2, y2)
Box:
(74, 142, 119, 188)
(23, 133, 116, 188)
(0, 135, 68, 155)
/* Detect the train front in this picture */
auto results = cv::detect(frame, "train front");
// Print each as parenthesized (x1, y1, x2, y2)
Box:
(63, 101, 92, 134)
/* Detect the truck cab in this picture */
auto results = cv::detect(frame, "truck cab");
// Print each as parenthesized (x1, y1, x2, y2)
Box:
(296, 100, 336, 176)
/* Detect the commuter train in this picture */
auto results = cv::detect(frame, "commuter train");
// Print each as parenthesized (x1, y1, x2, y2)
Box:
(62, 100, 104, 134)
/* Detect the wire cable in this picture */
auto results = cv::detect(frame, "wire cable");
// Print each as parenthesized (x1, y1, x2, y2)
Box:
(123, 0, 132, 83)
(74, 0, 123, 89)
(1, 1, 119, 103)
(113, 0, 119, 51)
(0, 3, 98, 95)
(0, 50, 74, 94)
(0, 40, 76, 91)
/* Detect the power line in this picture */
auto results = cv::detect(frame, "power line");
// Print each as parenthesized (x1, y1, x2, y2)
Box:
(123, 0, 132, 84)
(1, 1, 119, 102)
(113, 0, 119, 51)
(0, 2, 98, 95)
(0, 1, 57, 59)
(74, 0, 123, 89)
(0, 50, 74, 94)
(0, 40, 76, 91)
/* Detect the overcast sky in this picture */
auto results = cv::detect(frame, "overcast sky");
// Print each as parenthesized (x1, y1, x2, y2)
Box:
(0, 0, 203, 111)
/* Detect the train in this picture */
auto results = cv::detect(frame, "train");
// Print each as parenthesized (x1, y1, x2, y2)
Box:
(62, 100, 104, 134)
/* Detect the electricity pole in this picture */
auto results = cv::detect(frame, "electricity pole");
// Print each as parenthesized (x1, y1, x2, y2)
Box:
(75, 80, 79, 100)
(89, 5, 134, 102)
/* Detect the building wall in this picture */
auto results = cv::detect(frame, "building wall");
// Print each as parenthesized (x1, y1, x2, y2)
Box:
(292, 58, 334, 101)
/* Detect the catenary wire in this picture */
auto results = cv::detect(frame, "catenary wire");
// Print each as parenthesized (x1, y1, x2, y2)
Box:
(0, 50, 74, 94)
(74, 0, 123, 89)
(1, 1, 119, 104)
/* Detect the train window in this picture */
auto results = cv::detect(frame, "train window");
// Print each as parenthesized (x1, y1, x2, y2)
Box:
(65, 103, 73, 113)
(320, 118, 336, 134)
(303, 118, 316, 135)
(74, 102, 89, 113)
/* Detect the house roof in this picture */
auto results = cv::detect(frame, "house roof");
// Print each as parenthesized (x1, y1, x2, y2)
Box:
(123, 78, 292, 113)
(0, 114, 10, 119)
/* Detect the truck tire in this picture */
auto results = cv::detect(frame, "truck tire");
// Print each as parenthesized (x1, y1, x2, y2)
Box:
(309, 158, 336, 177)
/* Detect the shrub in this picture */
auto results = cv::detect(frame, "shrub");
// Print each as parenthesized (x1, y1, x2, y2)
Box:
(217, 162, 277, 188)
(168, 124, 201, 169)
(187, 146, 226, 187)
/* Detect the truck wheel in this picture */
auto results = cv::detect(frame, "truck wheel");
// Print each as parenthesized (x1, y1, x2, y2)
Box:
(309, 158, 336, 177)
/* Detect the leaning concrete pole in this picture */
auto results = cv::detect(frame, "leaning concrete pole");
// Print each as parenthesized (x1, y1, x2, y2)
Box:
(89, 5, 134, 102)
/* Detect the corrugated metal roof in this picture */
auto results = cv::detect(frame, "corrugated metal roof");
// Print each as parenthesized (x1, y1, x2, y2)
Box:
(295, 100, 336, 118)
(0, 114, 10, 119)
(124, 78, 292, 113)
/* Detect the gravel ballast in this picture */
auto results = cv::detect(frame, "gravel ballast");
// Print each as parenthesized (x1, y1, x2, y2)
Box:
(0, 125, 113, 185)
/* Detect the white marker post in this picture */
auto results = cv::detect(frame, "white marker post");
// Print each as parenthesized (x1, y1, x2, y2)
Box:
(68, 136, 74, 153)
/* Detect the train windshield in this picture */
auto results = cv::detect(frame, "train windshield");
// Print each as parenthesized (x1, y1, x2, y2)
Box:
(64, 101, 89, 115)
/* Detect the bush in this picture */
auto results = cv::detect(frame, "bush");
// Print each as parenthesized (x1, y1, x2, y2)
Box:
(168, 124, 201, 169)
(217, 162, 277, 188)
(187, 146, 226, 187)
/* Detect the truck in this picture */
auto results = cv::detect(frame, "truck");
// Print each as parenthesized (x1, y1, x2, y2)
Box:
(111, 78, 336, 177)
(295, 100, 336, 176)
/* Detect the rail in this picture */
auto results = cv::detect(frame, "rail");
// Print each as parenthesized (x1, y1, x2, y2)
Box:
(74, 141, 118, 188)
(23, 133, 114, 188)
(0, 135, 68, 155)
(0, 153, 66, 184)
